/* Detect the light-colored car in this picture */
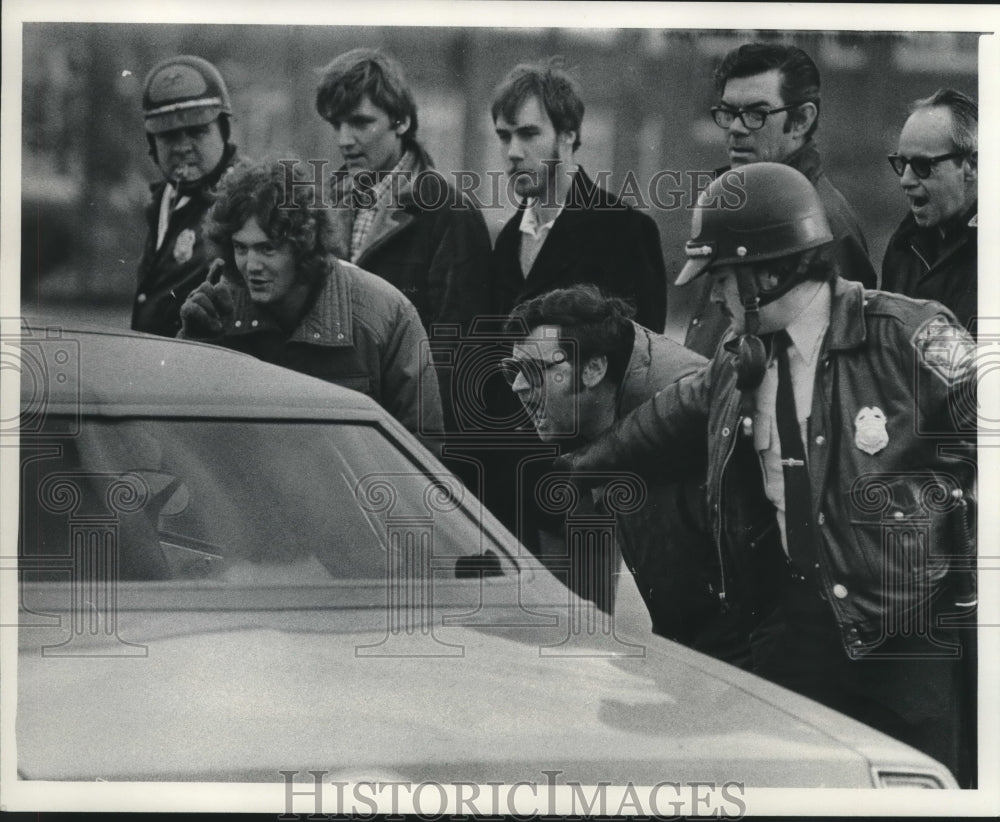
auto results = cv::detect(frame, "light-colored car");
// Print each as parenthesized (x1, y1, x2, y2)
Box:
(10, 317, 958, 793)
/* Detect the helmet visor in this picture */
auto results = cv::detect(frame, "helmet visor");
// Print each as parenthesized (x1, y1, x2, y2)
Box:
(144, 103, 223, 135)
(675, 239, 717, 286)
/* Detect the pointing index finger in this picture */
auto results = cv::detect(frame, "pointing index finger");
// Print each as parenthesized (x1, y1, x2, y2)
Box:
(206, 258, 227, 285)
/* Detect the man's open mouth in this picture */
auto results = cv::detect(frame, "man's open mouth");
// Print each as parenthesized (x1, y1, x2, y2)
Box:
(524, 402, 546, 424)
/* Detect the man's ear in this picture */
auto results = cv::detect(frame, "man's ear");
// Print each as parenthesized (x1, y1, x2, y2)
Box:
(581, 354, 608, 389)
(789, 102, 817, 139)
(394, 115, 411, 136)
(963, 151, 978, 183)
(756, 267, 781, 291)
(557, 129, 577, 160)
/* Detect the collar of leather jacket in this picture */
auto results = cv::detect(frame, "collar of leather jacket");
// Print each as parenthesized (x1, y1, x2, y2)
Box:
(721, 276, 867, 361)
(780, 139, 823, 184)
(891, 200, 978, 257)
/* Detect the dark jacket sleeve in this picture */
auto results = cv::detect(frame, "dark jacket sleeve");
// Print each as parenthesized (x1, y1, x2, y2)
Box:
(907, 309, 977, 436)
(904, 306, 977, 603)
(559, 364, 711, 483)
(632, 211, 668, 332)
(422, 182, 495, 336)
(815, 175, 878, 289)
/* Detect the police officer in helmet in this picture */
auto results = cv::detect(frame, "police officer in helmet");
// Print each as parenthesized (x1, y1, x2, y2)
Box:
(132, 55, 239, 337)
(559, 162, 978, 786)
(676, 162, 836, 393)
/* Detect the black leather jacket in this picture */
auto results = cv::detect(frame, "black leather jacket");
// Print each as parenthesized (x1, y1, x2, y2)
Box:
(133, 145, 238, 337)
(563, 277, 976, 656)
(882, 205, 977, 336)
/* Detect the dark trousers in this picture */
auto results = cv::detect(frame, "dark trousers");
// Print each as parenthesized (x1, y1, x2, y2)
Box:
(749, 577, 976, 787)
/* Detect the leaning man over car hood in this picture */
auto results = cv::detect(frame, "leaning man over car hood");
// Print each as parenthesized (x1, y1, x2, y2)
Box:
(178, 157, 443, 443)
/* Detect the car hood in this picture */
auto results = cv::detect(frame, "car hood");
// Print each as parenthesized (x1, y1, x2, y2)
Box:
(15, 611, 947, 786)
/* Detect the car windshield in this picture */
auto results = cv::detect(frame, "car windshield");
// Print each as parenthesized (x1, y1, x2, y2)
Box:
(20, 415, 509, 585)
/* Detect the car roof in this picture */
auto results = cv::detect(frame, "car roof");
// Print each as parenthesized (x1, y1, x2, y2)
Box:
(15, 316, 384, 419)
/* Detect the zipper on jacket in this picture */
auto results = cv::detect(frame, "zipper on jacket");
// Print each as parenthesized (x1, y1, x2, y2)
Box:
(909, 242, 931, 271)
(912, 235, 973, 290)
(810, 347, 860, 655)
(713, 397, 742, 608)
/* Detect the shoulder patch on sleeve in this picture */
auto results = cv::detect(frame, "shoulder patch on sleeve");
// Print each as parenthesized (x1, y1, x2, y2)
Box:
(911, 314, 975, 385)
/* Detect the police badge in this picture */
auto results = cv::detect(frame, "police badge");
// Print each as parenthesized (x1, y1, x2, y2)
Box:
(854, 407, 889, 455)
(173, 228, 196, 264)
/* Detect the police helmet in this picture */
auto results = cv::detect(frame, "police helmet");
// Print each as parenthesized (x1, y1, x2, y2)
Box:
(142, 55, 232, 135)
(675, 162, 833, 287)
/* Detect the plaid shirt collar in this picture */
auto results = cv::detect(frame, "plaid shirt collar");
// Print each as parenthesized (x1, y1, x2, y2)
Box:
(350, 149, 416, 261)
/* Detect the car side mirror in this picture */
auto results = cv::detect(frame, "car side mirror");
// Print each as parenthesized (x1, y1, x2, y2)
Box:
(132, 470, 190, 518)
(454, 549, 504, 578)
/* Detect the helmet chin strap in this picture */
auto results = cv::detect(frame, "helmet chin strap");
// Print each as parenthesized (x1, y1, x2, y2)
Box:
(734, 265, 769, 392)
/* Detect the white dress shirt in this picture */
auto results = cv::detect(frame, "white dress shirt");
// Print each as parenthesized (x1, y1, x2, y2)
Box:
(156, 183, 190, 250)
(752, 283, 831, 555)
(517, 198, 564, 278)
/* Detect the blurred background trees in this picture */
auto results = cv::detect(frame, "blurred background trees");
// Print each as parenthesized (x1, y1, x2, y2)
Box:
(20, 24, 979, 337)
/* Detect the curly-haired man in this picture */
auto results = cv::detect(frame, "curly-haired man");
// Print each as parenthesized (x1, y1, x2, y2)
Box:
(178, 158, 443, 440)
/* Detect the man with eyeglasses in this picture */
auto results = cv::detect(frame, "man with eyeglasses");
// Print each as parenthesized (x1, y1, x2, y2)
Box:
(484, 57, 669, 548)
(556, 163, 977, 787)
(883, 89, 977, 335)
(685, 43, 877, 359)
(502, 285, 752, 663)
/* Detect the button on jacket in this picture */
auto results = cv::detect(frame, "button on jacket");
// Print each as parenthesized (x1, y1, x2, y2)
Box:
(563, 276, 976, 655)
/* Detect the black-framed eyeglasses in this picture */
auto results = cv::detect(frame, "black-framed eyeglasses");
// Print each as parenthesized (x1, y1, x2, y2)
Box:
(710, 103, 802, 131)
(499, 354, 566, 387)
(887, 151, 967, 179)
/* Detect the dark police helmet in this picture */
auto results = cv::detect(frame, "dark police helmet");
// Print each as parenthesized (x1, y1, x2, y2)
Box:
(142, 55, 232, 135)
(675, 162, 833, 287)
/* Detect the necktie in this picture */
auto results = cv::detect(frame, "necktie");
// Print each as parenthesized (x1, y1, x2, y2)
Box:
(774, 329, 818, 575)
